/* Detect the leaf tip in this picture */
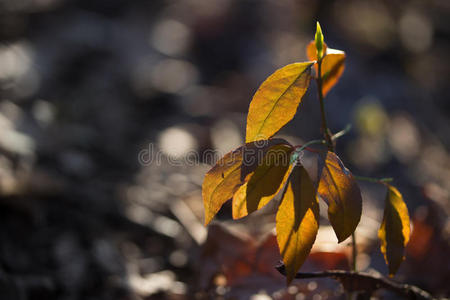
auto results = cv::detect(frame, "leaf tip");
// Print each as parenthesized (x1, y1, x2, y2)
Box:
(315, 21, 324, 59)
(336, 235, 346, 244)
(316, 21, 322, 34)
(335, 228, 355, 243)
(204, 215, 211, 226)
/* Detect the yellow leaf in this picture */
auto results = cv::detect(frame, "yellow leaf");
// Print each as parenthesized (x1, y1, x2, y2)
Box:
(202, 139, 290, 225)
(317, 152, 362, 242)
(306, 41, 345, 96)
(276, 165, 319, 284)
(232, 144, 294, 219)
(378, 185, 411, 276)
(245, 62, 314, 143)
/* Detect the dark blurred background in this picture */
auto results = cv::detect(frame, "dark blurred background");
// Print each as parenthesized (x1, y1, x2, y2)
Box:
(0, 0, 449, 299)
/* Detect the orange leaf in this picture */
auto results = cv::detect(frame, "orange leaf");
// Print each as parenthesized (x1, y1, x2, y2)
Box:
(306, 40, 328, 63)
(245, 62, 314, 143)
(232, 144, 294, 219)
(321, 51, 345, 96)
(306, 41, 345, 96)
(317, 152, 362, 242)
(378, 185, 411, 276)
(202, 139, 290, 225)
(276, 165, 319, 284)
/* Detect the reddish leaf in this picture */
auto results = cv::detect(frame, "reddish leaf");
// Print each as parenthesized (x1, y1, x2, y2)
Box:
(306, 41, 345, 96)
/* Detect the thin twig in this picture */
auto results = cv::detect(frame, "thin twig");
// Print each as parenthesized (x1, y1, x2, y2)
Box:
(293, 139, 326, 151)
(354, 175, 394, 184)
(351, 232, 357, 271)
(292, 123, 351, 154)
(332, 124, 352, 140)
(275, 264, 439, 300)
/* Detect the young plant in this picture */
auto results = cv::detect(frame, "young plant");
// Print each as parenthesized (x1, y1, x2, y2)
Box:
(202, 22, 411, 285)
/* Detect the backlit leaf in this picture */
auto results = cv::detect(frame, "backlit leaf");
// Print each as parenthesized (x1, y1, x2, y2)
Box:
(203, 139, 290, 225)
(245, 62, 314, 143)
(317, 152, 362, 242)
(378, 185, 411, 276)
(306, 40, 327, 65)
(232, 144, 294, 219)
(306, 41, 345, 96)
(276, 165, 319, 284)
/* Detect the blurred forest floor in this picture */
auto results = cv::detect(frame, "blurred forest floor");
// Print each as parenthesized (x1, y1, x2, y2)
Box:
(0, 0, 449, 299)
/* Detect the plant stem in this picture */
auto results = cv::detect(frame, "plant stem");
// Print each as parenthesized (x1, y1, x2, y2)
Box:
(351, 232, 357, 271)
(317, 59, 334, 152)
(316, 57, 357, 274)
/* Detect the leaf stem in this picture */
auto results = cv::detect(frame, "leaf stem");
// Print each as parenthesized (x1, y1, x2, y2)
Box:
(332, 124, 352, 140)
(354, 175, 394, 184)
(291, 139, 326, 163)
(294, 139, 326, 152)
